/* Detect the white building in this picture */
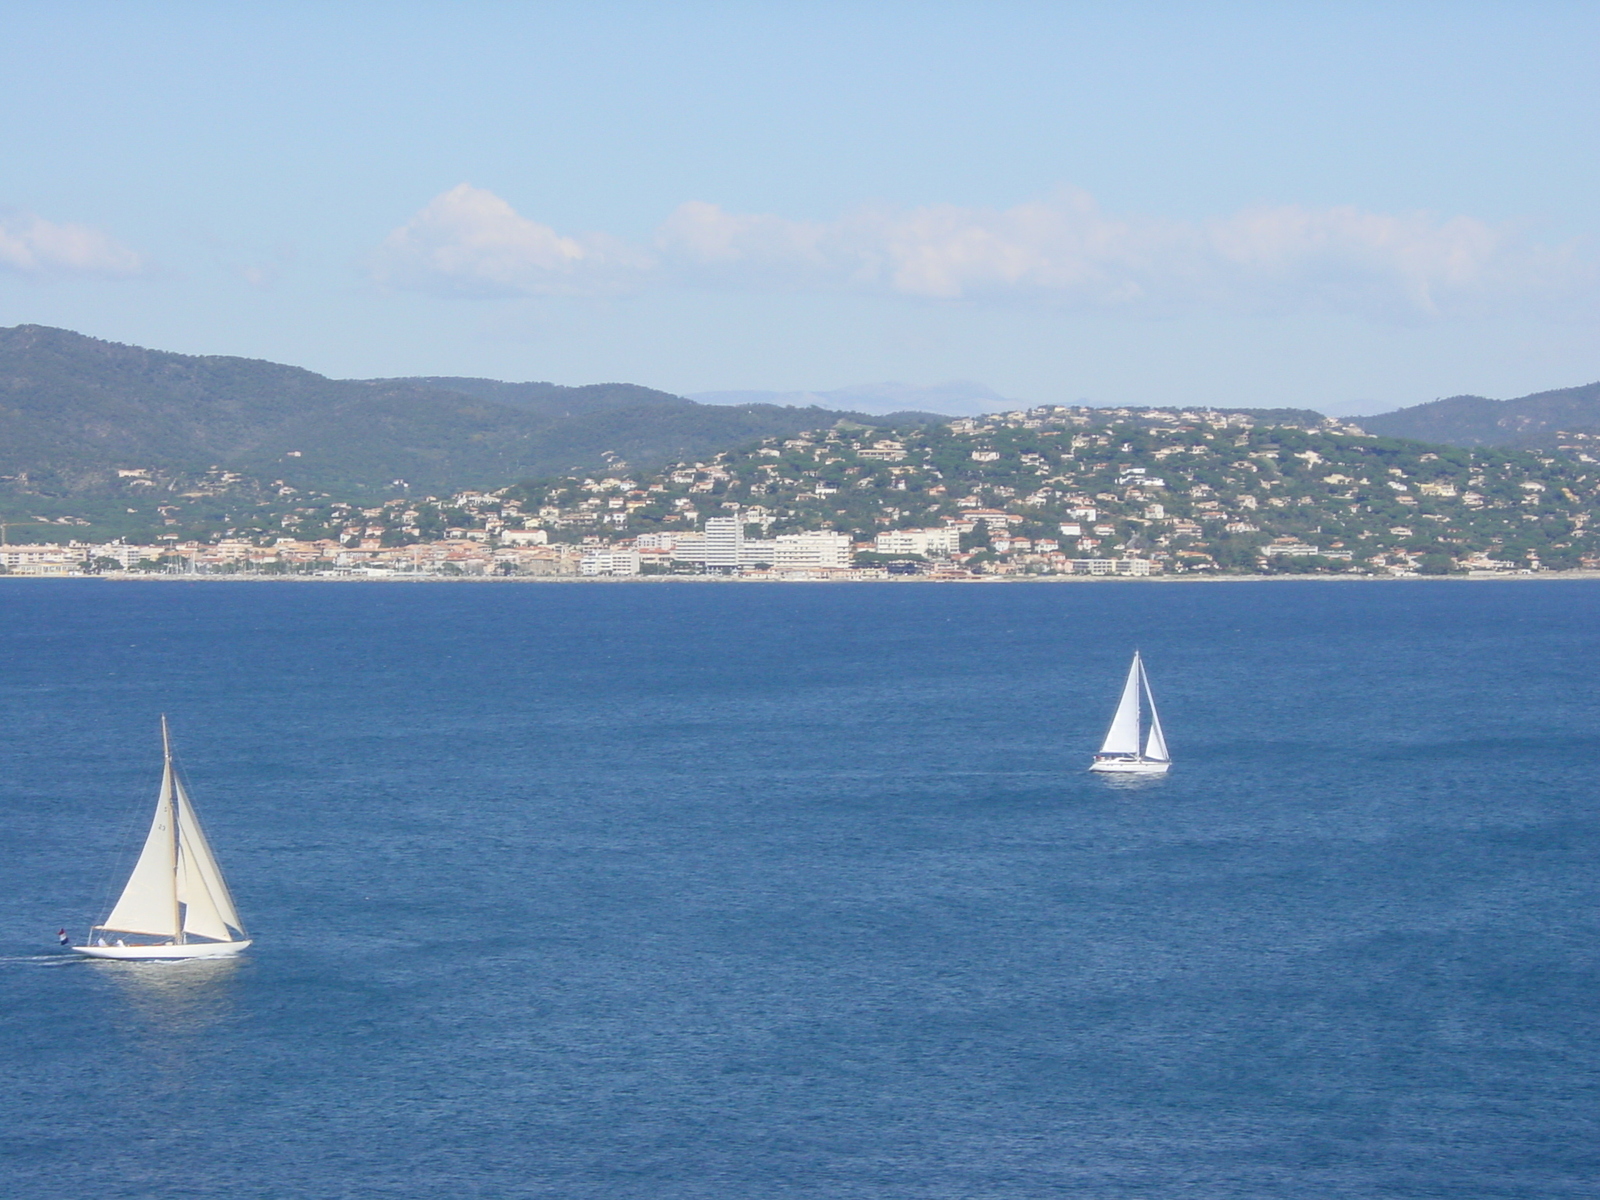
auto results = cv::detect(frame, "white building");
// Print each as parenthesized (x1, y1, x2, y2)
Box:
(579, 549, 641, 576)
(0, 543, 83, 575)
(90, 542, 161, 568)
(498, 529, 549, 546)
(702, 516, 743, 568)
(670, 534, 708, 563)
(739, 539, 778, 566)
(1070, 557, 1155, 576)
(857, 441, 907, 461)
(1263, 543, 1321, 557)
(874, 527, 960, 558)
(668, 526, 850, 571)
(772, 530, 851, 569)
(961, 509, 1022, 529)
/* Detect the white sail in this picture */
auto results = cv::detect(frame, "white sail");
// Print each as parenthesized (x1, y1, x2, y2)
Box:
(75, 718, 252, 961)
(175, 775, 243, 941)
(99, 759, 179, 937)
(178, 855, 233, 941)
(1099, 653, 1144, 755)
(1142, 659, 1169, 762)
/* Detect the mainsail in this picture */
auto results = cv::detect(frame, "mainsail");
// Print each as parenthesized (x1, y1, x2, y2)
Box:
(1098, 653, 1145, 755)
(99, 761, 179, 937)
(96, 719, 245, 944)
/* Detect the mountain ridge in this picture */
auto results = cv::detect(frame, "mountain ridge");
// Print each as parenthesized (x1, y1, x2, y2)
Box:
(690, 380, 1017, 417)
(0, 325, 937, 498)
(1357, 381, 1600, 446)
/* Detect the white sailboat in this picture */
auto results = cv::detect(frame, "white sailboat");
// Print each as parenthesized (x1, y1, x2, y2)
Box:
(1089, 651, 1171, 775)
(73, 717, 251, 960)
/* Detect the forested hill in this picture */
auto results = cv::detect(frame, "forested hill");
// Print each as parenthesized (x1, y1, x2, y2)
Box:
(0, 325, 927, 498)
(1359, 381, 1600, 447)
(387, 376, 695, 418)
(397, 376, 944, 429)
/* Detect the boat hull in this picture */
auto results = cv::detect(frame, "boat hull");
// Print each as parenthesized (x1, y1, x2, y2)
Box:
(72, 939, 251, 960)
(1089, 757, 1171, 775)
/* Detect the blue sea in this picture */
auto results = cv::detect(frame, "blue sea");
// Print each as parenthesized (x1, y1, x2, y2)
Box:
(1, 578, 1596, 1199)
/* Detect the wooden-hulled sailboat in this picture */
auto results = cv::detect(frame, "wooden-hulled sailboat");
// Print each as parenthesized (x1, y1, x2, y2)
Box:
(1089, 651, 1171, 775)
(73, 717, 251, 960)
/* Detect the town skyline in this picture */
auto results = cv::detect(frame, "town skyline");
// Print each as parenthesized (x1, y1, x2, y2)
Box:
(7, 401, 1597, 580)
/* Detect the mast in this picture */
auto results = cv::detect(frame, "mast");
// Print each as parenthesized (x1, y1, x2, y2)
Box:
(1130, 650, 1146, 759)
(1134, 650, 1145, 758)
(163, 715, 184, 944)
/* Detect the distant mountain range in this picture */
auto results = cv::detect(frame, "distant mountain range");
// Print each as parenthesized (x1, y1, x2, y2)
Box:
(4, 322, 1597, 516)
(691, 380, 1017, 417)
(695, 378, 1600, 448)
(0, 325, 941, 498)
(1357, 381, 1600, 447)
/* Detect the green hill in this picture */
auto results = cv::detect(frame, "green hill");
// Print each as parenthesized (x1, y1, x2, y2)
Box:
(499, 406, 1600, 574)
(0, 325, 933, 510)
(1359, 382, 1600, 447)
(387, 376, 695, 418)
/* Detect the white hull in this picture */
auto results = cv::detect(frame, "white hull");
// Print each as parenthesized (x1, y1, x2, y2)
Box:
(72, 939, 251, 961)
(1090, 757, 1170, 775)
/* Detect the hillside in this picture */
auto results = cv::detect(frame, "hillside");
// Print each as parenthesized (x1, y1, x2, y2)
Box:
(7, 323, 1598, 571)
(390, 376, 694, 418)
(690, 380, 1017, 417)
(492, 406, 1599, 574)
(1359, 381, 1600, 447)
(104, 404, 1586, 577)
(0, 326, 930, 536)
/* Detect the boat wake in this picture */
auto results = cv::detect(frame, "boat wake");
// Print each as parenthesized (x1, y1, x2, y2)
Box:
(1093, 773, 1170, 792)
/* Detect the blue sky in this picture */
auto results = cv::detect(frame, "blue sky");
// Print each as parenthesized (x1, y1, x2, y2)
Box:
(2, 2, 1597, 414)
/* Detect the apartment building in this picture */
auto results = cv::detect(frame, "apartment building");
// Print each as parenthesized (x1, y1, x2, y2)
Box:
(771, 530, 851, 569)
(701, 516, 744, 568)
(579, 549, 642, 576)
(874, 527, 960, 558)
(0, 543, 80, 575)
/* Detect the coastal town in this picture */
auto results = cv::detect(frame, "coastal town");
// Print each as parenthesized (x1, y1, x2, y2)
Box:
(5, 405, 1600, 579)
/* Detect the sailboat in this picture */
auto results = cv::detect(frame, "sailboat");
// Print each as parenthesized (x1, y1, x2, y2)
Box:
(73, 717, 251, 960)
(1089, 651, 1171, 774)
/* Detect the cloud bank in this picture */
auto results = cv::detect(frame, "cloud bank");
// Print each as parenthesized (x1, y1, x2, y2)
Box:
(374, 185, 1588, 319)
(369, 184, 651, 297)
(0, 209, 148, 279)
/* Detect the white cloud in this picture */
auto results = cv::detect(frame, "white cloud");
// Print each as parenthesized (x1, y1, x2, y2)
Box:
(373, 185, 1589, 319)
(0, 209, 148, 279)
(658, 191, 1587, 319)
(369, 183, 652, 297)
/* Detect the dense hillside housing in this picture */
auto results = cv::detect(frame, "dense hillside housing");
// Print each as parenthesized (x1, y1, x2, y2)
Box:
(9, 405, 1600, 578)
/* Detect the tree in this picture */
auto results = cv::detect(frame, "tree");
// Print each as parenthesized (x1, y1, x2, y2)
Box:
(1418, 552, 1457, 575)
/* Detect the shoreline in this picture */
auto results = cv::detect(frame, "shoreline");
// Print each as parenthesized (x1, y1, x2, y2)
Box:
(6, 570, 1600, 586)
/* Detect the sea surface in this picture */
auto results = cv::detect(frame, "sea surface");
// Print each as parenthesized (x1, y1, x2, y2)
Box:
(0, 578, 1596, 1199)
